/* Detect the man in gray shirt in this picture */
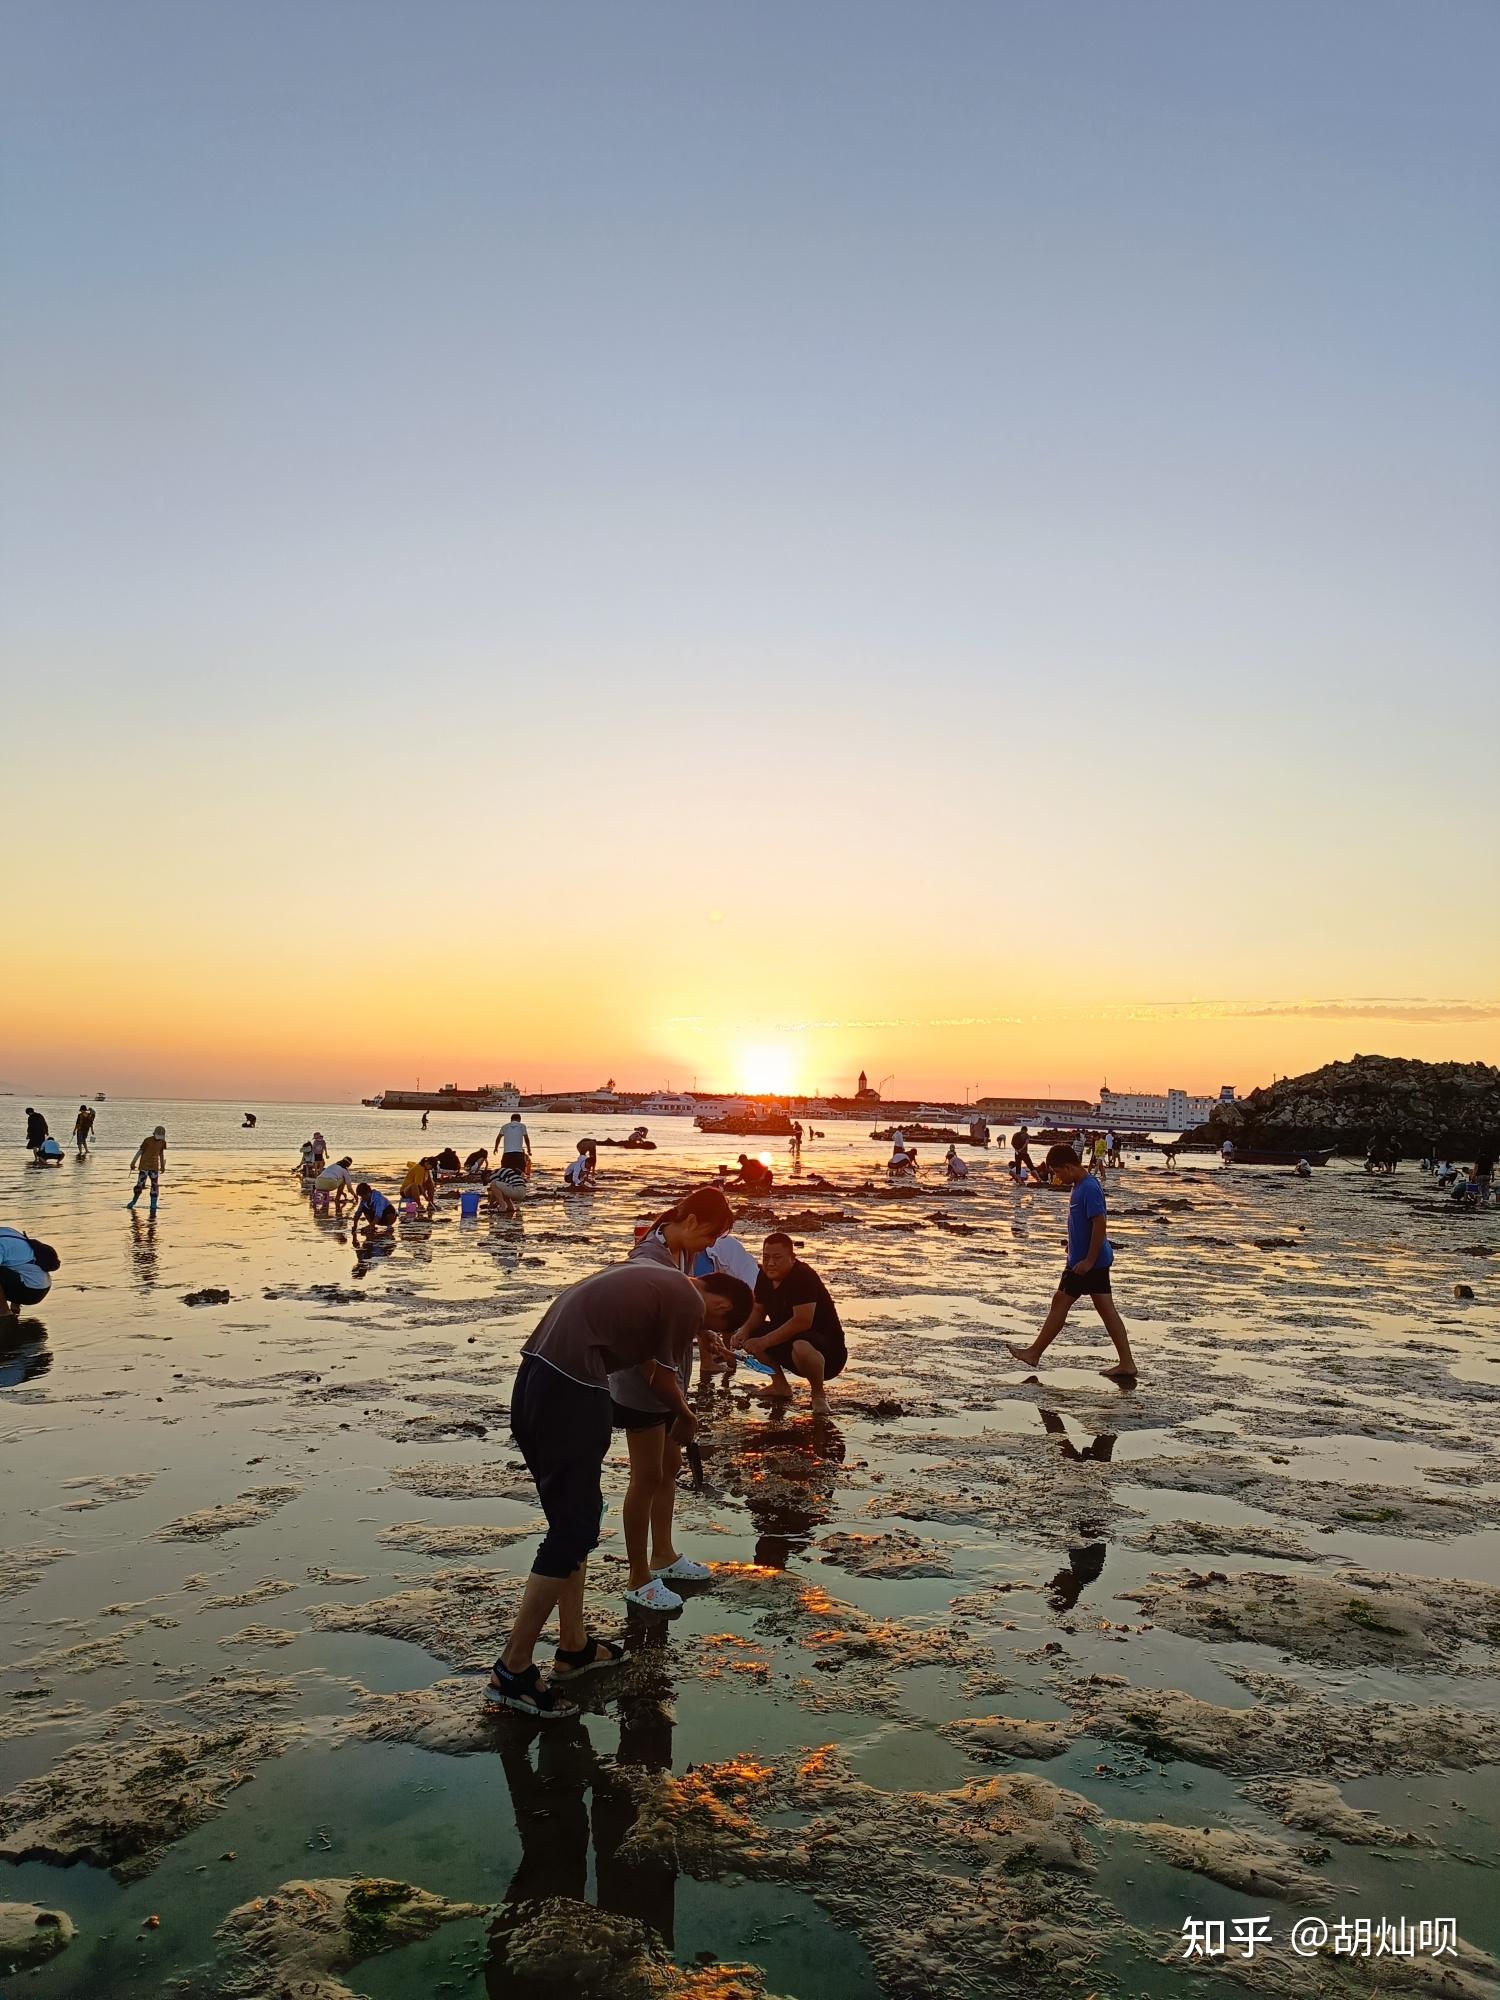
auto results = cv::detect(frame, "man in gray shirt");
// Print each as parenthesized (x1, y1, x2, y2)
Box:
(488, 1259, 749, 1719)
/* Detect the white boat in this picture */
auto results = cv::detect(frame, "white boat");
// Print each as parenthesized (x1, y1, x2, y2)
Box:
(478, 1081, 522, 1112)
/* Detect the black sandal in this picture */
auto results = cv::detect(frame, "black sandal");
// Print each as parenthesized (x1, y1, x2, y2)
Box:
(552, 1634, 625, 1679)
(484, 1662, 579, 1719)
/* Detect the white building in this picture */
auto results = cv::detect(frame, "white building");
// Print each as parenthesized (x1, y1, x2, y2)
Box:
(1097, 1084, 1234, 1132)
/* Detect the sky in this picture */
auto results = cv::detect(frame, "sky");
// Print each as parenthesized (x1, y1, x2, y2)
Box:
(3, 0, 1498, 1103)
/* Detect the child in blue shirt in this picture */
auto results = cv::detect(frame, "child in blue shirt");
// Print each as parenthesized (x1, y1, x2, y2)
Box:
(1007, 1144, 1139, 1382)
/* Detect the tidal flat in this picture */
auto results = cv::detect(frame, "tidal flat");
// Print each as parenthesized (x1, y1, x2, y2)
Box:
(2, 1109, 1498, 1998)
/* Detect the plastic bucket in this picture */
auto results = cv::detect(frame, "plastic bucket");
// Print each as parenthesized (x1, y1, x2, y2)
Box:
(460, 1189, 481, 1219)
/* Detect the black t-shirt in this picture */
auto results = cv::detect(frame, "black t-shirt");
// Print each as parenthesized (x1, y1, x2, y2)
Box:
(754, 1260, 845, 1354)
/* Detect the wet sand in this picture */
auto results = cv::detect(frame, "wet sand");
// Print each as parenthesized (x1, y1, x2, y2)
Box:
(2, 1111, 1499, 1997)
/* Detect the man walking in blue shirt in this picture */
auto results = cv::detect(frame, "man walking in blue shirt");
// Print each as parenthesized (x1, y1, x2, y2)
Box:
(1006, 1144, 1139, 1382)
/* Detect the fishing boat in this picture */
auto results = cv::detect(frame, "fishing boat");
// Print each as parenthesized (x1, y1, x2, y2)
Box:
(695, 1109, 795, 1137)
(871, 1124, 974, 1145)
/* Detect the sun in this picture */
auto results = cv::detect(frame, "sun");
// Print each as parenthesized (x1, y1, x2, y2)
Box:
(737, 1041, 796, 1097)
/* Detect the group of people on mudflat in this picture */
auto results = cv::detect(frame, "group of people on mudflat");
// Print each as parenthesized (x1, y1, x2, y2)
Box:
(487, 1137, 1136, 1720)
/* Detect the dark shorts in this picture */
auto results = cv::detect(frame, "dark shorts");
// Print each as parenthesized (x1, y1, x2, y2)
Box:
(763, 1325, 848, 1382)
(611, 1399, 670, 1432)
(0, 1269, 48, 1308)
(510, 1355, 612, 1579)
(1060, 1263, 1113, 1297)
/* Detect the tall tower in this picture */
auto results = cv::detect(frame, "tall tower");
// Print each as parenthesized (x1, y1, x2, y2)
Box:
(857, 1070, 868, 1097)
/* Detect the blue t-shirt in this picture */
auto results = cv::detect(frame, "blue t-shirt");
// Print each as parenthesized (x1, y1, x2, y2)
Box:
(1067, 1175, 1112, 1270)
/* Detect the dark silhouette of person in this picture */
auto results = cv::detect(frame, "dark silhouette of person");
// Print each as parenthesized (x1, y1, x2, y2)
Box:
(1038, 1409, 1115, 1612)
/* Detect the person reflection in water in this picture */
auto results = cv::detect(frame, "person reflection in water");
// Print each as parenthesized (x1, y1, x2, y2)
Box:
(0, 1325, 52, 1386)
(1038, 1409, 1114, 1613)
(129, 1212, 159, 1293)
(486, 1628, 679, 1996)
(712, 1405, 847, 1570)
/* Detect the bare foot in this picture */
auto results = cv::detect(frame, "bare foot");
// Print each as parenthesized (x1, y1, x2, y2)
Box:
(1100, 1365, 1138, 1385)
(1006, 1342, 1041, 1366)
(752, 1382, 794, 1402)
(810, 1393, 831, 1415)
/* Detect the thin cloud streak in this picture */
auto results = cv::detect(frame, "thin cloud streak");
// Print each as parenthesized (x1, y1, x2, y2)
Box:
(667, 998, 1500, 1035)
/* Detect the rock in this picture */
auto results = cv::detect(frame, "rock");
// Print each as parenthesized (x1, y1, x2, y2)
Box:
(492, 1896, 787, 1997)
(1184, 1053, 1500, 1155)
(183, 1288, 232, 1306)
(1243, 1778, 1425, 1847)
(0, 1901, 75, 1967)
(1117, 1820, 1328, 1900)
(1117, 1566, 1500, 1669)
(1062, 1677, 1500, 1776)
(814, 1531, 954, 1579)
(941, 1716, 1077, 1762)
(215, 1875, 484, 2000)
(0, 1714, 297, 1874)
(1455, 1283, 1475, 1299)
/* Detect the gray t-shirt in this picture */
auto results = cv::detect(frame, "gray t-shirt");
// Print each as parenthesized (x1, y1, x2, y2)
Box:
(609, 1230, 692, 1411)
(524, 1258, 703, 1393)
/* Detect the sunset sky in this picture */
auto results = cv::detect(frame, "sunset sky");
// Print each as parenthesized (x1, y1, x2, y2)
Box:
(4, 1, 1497, 1103)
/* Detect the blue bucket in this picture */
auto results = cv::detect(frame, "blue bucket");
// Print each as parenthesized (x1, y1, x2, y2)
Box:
(459, 1189, 481, 1219)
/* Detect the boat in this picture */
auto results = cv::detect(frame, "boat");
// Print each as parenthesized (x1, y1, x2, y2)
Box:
(94, 1092, 107, 1102)
(695, 1110, 795, 1137)
(872, 1124, 977, 1146)
(478, 1082, 522, 1112)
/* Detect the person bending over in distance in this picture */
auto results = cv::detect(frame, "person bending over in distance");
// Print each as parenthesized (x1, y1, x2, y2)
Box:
(25, 1109, 49, 1162)
(1006, 1144, 1139, 1384)
(0, 1229, 59, 1316)
(944, 1143, 969, 1180)
(463, 1146, 490, 1176)
(612, 1188, 751, 1609)
(399, 1158, 436, 1218)
(563, 1141, 597, 1191)
(351, 1182, 397, 1245)
(724, 1153, 772, 1194)
(734, 1231, 847, 1416)
(485, 1173, 520, 1217)
(127, 1127, 167, 1211)
(312, 1156, 358, 1214)
(488, 1259, 748, 1718)
(297, 1139, 317, 1179)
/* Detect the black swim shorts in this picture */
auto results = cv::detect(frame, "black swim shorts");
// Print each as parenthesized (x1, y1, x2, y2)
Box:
(611, 1399, 670, 1432)
(510, 1355, 612, 1579)
(762, 1327, 848, 1381)
(1060, 1264, 1112, 1297)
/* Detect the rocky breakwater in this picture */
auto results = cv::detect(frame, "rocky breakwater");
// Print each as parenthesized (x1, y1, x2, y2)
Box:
(1186, 1054, 1500, 1156)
